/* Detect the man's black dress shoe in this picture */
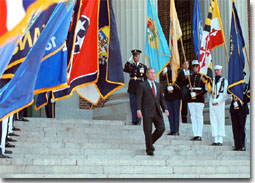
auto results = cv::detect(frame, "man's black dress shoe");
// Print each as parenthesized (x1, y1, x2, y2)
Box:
(13, 127, 21, 131)
(212, 142, 218, 146)
(5, 150, 12, 154)
(239, 147, 246, 151)
(196, 137, 202, 141)
(190, 136, 198, 141)
(132, 121, 137, 125)
(0, 154, 10, 158)
(6, 137, 16, 142)
(146, 151, 154, 156)
(16, 118, 29, 122)
(217, 143, 223, 146)
(5, 143, 15, 148)
(8, 133, 19, 137)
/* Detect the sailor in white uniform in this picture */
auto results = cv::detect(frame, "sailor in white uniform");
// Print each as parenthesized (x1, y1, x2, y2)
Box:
(209, 65, 229, 146)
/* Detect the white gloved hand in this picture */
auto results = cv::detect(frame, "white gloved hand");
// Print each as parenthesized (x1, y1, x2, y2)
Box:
(167, 86, 174, 91)
(191, 92, 196, 98)
(212, 99, 218, 105)
(128, 56, 133, 62)
(163, 67, 168, 75)
(51, 98, 55, 103)
(233, 101, 239, 108)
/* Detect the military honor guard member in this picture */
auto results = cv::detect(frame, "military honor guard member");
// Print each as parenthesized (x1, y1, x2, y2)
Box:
(230, 72, 250, 151)
(136, 68, 169, 156)
(181, 61, 190, 123)
(123, 49, 147, 125)
(187, 60, 207, 141)
(162, 62, 184, 135)
(209, 65, 228, 146)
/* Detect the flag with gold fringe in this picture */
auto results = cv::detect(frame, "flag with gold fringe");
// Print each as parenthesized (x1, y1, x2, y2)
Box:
(145, 0, 171, 77)
(169, 0, 182, 83)
(198, 0, 225, 92)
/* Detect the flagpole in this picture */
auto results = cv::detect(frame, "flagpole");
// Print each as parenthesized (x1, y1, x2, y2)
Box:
(224, 43, 229, 64)
(244, 47, 250, 67)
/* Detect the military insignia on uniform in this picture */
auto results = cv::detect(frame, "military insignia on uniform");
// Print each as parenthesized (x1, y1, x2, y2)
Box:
(147, 17, 159, 50)
(140, 67, 144, 74)
(74, 15, 90, 54)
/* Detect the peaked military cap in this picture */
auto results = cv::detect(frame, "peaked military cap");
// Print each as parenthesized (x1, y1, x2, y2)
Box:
(131, 49, 142, 56)
(192, 60, 199, 66)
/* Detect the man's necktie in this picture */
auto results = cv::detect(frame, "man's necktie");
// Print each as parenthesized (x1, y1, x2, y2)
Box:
(151, 81, 156, 98)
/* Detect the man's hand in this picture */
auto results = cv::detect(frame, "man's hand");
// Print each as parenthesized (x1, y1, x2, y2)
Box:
(137, 110, 143, 118)
(164, 110, 169, 117)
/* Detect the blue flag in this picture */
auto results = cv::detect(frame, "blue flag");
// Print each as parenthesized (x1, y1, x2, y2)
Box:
(227, 1, 246, 104)
(34, 1, 75, 110)
(0, 42, 17, 78)
(0, 4, 57, 89)
(96, 0, 124, 98)
(0, 1, 74, 121)
(145, 0, 171, 77)
(192, 0, 203, 61)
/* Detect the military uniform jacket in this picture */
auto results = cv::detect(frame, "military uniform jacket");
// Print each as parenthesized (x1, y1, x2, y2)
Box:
(123, 61, 147, 94)
(162, 68, 185, 101)
(186, 72, 207, 103)
(209, 76, 228, 105)
(230, 82, 250, 114)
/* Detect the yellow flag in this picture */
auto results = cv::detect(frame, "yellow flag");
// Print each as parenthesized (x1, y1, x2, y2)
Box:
(169, 0, 182, 83)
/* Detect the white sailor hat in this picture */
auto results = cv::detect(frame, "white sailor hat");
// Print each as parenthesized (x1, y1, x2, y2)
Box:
(214, 65, 223, 70)
(192, 60, 199, 66)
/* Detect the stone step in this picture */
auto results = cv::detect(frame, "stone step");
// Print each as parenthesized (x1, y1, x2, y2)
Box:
(0, 159, 249, 166)
(8, 152, 250, 161)
(0, 173, 250, 178)
(11, 141, 239, 152)
(8, 146, 250, 157)
(11, 135, 238, 147)
(0, 165, 249, 175)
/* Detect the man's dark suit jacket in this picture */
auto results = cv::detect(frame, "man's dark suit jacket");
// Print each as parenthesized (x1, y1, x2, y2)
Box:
(136, 80, 167, 118)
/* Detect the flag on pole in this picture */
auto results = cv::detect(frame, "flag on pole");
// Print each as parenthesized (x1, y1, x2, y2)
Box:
(34, 1, 75, 110)
(145, 0, 171, 77)
(227, 0, 246, 104)
(192, 0, 203, 61)
(0, 4, 57, 89)
(169, 0, 182, 83)
(0, 0, 69, 47)
(0, 1, 73, 121)
(198, 0, 225, 92)
(76, 0, 125, 106)
(53, 0, 99, 102)
(0, 0, 37, 79)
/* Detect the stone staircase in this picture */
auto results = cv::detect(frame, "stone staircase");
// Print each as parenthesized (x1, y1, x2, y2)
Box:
(0, 115, 250, 178)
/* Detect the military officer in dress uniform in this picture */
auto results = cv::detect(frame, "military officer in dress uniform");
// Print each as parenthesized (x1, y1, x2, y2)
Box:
(181, 61, 190, 123)
(187, 60, 207, 141)
(209, 65, 229, 146)
(162, 62, 184, 135)
(230, 72, 250, 151)
(123, 49, 147, 125)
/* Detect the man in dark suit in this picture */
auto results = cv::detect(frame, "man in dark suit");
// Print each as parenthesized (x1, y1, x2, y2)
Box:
(136, 68, 169, 156)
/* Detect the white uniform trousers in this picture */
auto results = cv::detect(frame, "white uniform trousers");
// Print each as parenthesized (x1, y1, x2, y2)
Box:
(8, 114, 14, 134)
(209, 102, 225, 143)
(188, 103, 204, 137)
(1, 117, 9, 154)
